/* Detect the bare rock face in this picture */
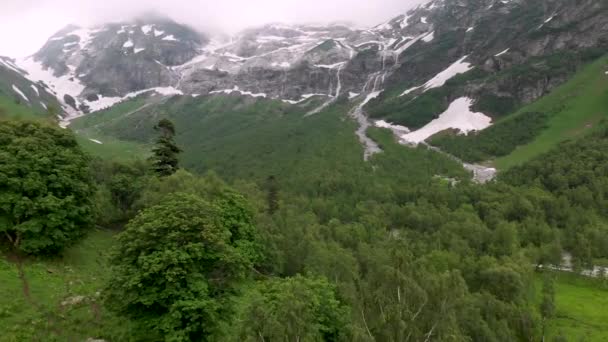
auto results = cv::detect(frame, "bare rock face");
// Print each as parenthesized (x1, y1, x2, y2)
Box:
(19, 14, 206, 112)
(14, 0, 608, 124)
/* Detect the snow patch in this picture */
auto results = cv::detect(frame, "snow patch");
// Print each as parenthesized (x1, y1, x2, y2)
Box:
(495, 48, 509, 57)
(162, 35, 178, 41)
(141, 25, 153, 35)
(123, 40, 134, 48)
(314, 61, 347, 69)
(400, 56, 472, 96)
(400, 97, 492, 144)
(400, 15, 411, 28)
(89, 139, 103, 144)
(83, 87, 184, 113)
(30, 84, 40, 96)
(375, 120, 410, 133)
(12, 85, 29, 102)
(348, 92, 360, 99)
(134, 48, 145, 54)
(0, 59, 23, 74)
(210, 86, 267, 98)
(154, 29, 165, 37)
(271, 62, 291, 68)
(422, 31, 435, 42)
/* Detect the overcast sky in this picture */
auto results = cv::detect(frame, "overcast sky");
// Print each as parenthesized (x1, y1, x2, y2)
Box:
(0, 0, 428, 57)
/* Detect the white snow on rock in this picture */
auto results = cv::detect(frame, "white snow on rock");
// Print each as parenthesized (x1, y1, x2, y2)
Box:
(30, 84, 40, 96)
(134, 48, 145, 54)
(154, 29, 165, 37)
(421, 17, 428, 24)
(538, 15, 556, 29)
(401, 85, 425, 96)
(12, 85, 29, 102)
(84, 95, 122, 112)
(89, 139, 103, 144)
(282, 93, 328, 104)
(400, 97, 492, 144)
(348, 92, 360, 99)
(40, 102, 48, 110)
(210, 86, 267, 98)
(395, 32, 430, 55)
(400, 56, 472, 96)
(18, 57, 86, 109)
(123, 40, 134, 48)
(67, 27, 98, 50)
(314, 61, 347, 69)
(375, 120, 410, 133)
(0, 58, 23, 74)
(466, 27, 474, 32)
(153, 87, 184, 96)
(400, 14, 411, 28)
(83, 87, 184, 112)
(141, 25, 154, 35)
(162, 35, 178, 41)
(495, 48, 509, 57)
(271, 62, 291, 68)
(422, 31, 435, 42)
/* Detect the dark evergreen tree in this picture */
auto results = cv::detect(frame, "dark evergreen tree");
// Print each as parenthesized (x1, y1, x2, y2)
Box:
(150, 119, 181, 177)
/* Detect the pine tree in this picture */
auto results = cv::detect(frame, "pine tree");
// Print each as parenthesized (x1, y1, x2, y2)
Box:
(150, 119, 182, 177)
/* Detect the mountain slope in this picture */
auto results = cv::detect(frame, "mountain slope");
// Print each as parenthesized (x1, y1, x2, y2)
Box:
(366, 0, 608, 143)
(429, 54, 608, 168)
(0, 56, 61, 119)
(16, 14, 206, 115)
(70, 94, 469, 186)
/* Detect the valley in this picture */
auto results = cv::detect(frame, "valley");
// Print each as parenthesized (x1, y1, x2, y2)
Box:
(1, 0, 608, 340)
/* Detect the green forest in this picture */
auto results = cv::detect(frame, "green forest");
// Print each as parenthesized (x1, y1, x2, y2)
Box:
(2, 101, 608, 341)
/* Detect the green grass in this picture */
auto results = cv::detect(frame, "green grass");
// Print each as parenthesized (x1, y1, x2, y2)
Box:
(496, 56, 608, 169)
(69, 98, 148, 131)
(0, 229, 136, 341)
(69, 94, 470, 191)
(76, 135, 149, 161)
(536, 272, 608, 341)
(0, 96, 48, 120)
(70, 97, 151, 160)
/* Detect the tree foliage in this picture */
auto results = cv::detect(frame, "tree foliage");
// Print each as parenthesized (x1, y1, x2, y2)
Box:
(150, 118, 181, 177)
(229, 275, 351, 341)
(0, 120, 94, 254)
(105, 192, 260, 341)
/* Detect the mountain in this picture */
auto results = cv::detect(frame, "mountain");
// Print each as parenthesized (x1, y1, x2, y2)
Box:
(17, 14, 206, 115)
(15, 6, 434, 113)
(11, 0, 608, 168)
(0, 56, 62, 119)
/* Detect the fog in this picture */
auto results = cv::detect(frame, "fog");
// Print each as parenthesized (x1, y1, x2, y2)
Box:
(0, 0, 428, 57)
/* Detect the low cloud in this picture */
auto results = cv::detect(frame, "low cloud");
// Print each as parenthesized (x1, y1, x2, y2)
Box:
(0, 0, 428, 56)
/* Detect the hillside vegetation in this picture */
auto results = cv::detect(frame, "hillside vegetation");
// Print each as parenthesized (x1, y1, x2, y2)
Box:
(429, 55, 608, 168)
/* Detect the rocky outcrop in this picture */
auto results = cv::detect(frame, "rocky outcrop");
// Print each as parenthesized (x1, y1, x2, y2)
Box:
(12, 0, 608, 128)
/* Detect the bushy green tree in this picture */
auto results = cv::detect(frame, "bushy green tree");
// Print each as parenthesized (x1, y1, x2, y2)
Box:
(229, 275, 351, 341)
(90, 159, 150, 226)
(150, 119, 181, 177)
(0, 120, 94, 254)
(105, 192, 259, 341)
